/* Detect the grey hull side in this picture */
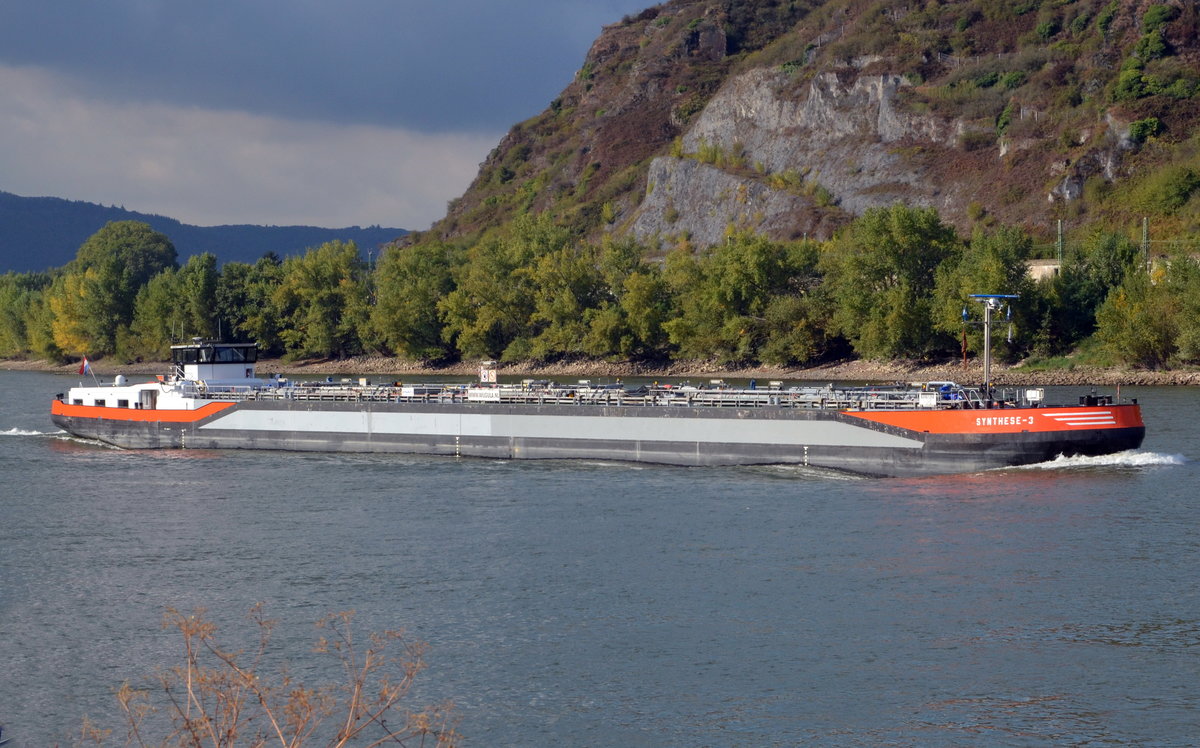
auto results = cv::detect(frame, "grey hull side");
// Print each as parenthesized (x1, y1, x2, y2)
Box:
(51, 400, 1145, 478)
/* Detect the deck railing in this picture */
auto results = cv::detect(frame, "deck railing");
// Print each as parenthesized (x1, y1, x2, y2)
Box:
(191, 381, 1001, 411)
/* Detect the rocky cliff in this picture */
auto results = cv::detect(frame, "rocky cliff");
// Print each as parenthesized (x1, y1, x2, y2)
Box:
(426, 0, 1200, 248)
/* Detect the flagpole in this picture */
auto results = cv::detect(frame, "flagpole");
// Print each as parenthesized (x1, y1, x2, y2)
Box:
(80, 356, 100, 385)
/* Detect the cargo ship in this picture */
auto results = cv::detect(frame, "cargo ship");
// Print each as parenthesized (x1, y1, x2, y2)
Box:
(50, 338, 1144, 478)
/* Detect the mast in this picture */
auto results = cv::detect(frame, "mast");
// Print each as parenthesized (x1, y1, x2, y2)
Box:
(968, 294, 1018, 400)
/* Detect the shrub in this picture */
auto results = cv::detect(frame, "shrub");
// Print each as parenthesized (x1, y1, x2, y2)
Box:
(1129, 117, 1162, 143)
(1164, 78, 1199, 99)
(975, 71, 1000, 88)
(1036, 19, 1060, 39)
(1132, 166, 1200, 213)
(1113, 67, 1147, 101)
(696, 139, 723, 165)
(1134, 29, 1170, 62)
(1097, 1, 1118, 34)
(1000, 71, 1027, 89)
(91, 607, 460, 747)
(996, 102, 1016, 135)
(811, 184, 836, 207)
(1143, 4, 1180, 33)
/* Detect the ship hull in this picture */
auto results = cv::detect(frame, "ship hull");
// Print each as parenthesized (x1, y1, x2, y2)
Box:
(51, 399, 1146, 478)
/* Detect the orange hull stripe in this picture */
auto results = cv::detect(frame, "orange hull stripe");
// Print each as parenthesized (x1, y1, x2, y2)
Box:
(844, 405, 1144, 434)
(51, 399, 235, 423)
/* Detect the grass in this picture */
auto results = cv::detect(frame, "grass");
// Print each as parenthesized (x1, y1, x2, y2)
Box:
(1018, 336, 1119, 371)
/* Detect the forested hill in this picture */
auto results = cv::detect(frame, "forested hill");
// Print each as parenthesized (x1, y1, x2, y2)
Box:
(432, 0, 1200, 248)
(0, 191, 407, 272)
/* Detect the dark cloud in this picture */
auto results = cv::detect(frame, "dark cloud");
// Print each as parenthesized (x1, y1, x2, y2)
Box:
(0, 0, 652, 132)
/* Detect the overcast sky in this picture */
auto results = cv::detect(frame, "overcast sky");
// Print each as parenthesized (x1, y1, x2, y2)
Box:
(0, 1, 652, 229)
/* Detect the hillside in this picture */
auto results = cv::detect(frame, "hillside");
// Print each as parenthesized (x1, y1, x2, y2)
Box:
(0, 191, 407, 272)
(425, 0, 1200, 249)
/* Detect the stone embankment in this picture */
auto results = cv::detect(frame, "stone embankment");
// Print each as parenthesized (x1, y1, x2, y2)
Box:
(8, 355, 1200, 386)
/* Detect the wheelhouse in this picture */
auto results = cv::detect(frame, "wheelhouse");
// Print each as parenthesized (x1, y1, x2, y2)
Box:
(170, 340, 258, 382)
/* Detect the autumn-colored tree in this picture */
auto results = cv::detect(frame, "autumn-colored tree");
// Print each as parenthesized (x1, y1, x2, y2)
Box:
(48, 221, 177, 355)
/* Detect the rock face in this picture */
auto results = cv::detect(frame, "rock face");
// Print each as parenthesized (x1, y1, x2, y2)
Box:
(629, 68, 960, 243)
(630, 156, 837, 245)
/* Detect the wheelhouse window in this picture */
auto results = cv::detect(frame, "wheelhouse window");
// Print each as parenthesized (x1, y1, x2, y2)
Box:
(172, 344, 257, 364)
(215, 346, 256, 363)
(94, 399, 105, 407)
(117, 400, 129, 408)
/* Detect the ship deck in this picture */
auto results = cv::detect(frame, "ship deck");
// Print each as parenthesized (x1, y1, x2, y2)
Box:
(188, 380, 1010, 412)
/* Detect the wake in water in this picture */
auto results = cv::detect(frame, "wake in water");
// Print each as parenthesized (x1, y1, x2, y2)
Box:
(1018, 450, 1186, 471)
(1, 426, 60, 437)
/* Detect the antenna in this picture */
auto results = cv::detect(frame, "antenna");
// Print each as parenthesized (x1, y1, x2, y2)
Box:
(968, 294, 1019, 400)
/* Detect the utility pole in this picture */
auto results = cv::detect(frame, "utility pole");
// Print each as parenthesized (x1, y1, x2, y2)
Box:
(1142, 216, 1150, 269)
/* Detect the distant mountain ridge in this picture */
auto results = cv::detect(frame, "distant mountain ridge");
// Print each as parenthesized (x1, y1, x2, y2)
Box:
(0, 190, 407, 273)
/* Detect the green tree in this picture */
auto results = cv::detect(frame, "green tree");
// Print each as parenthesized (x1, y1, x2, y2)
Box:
(0, 272, 51, 356)
(275, 241, 369, 359)
(177, 253, 219, 340)
(371, 242, 461, 360)
(933, 226, 1036, 360)
(663, 232, 825, 364)
(216, 253, 286, 355)
(758, 291, 828, 366)
(1095, 266, 1177, 368)
(820, 204, 961, 359)
(122, 254, 220, 361)
(528, 242, 605, 359)
(583, 237, 672, 360)
(123, 269, 181, 360)
(438, 214, 573, 360)
(1036, 233, 1140, 354)
(23, 288, 62, 362)
(1169, 257, 1200, 363)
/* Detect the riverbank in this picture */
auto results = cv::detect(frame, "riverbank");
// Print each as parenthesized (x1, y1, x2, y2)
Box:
(6, 354, 1200, 386)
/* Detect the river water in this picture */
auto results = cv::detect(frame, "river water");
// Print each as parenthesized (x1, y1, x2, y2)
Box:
(1, 370, 1197, 746)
